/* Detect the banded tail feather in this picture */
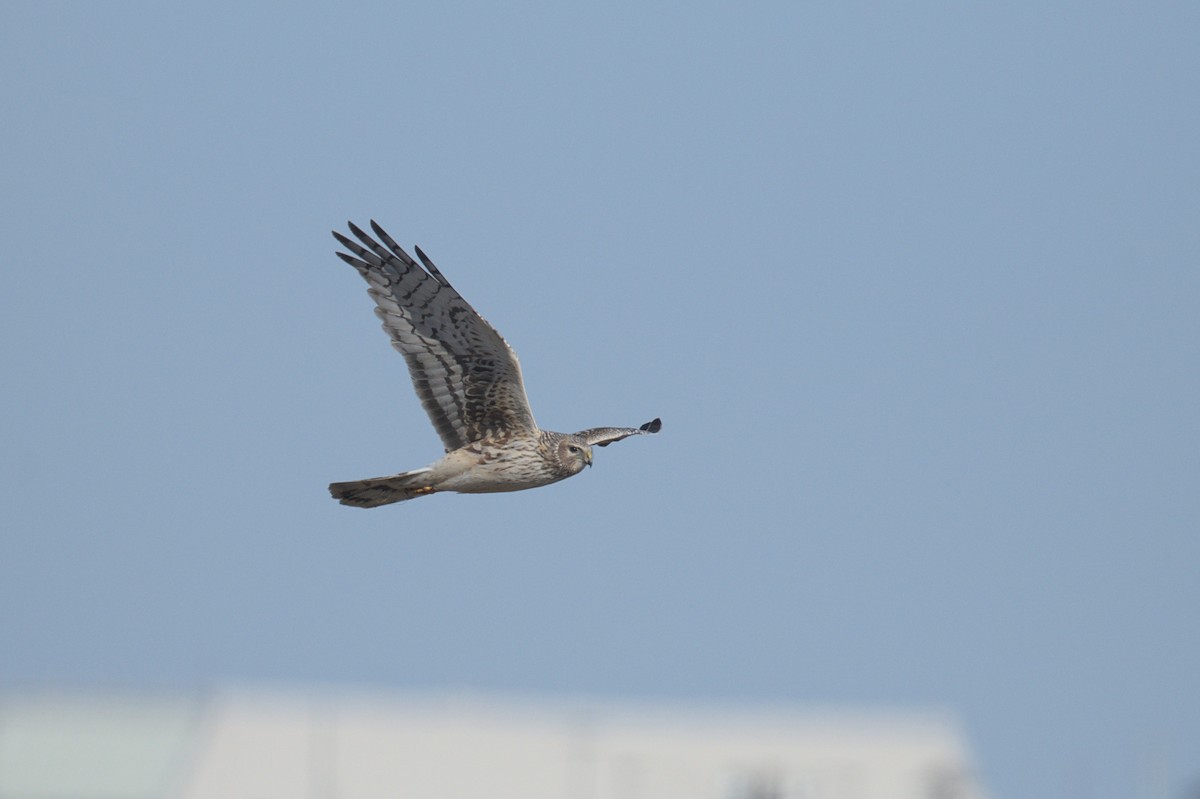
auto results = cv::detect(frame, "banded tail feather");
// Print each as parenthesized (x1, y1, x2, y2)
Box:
(329, 468, 437, 508)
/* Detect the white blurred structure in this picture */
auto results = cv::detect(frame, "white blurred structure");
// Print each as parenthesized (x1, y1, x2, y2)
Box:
(0, 689, 989, 799)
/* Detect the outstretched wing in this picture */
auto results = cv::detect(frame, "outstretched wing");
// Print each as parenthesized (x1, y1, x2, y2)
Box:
(333, 221, 537, 451)
(575, 418, 662, 447)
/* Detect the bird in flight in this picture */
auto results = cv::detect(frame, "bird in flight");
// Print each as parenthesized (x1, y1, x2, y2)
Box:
(328, 221, 661, 507)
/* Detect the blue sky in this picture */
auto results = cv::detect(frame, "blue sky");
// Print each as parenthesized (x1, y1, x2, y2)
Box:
(2, 3, 1197, 798)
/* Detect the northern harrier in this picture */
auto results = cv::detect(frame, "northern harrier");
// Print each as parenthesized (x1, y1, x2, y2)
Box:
(328, 221, 661, 507)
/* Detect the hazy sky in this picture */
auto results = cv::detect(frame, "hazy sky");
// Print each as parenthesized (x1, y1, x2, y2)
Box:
(2, 4, 1197, 798)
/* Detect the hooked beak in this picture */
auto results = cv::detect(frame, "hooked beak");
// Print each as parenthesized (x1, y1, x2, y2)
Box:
(584, 448, 593, 467)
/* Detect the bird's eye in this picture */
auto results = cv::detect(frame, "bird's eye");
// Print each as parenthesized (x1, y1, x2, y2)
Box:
(568, 445, 580, 453)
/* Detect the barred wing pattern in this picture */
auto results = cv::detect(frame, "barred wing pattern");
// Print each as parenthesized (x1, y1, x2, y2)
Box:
(334, 221, 538, 452)
(576, 418, 663, 447)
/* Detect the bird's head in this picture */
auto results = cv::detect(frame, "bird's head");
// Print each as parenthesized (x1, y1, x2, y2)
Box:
(556, 436, 593, 475)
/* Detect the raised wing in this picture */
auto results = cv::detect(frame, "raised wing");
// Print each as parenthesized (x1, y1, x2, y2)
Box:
(333, 221, 538, 451)
(575, 418, 662, 447)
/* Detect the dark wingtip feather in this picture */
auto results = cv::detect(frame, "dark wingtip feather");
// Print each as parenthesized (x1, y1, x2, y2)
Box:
(640, 418, 662, 434)
(414, 245, 453, 287)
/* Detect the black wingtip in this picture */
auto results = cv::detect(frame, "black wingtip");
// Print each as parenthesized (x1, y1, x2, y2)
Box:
(640, 418, 662, 434)
(414, 245, 453, 287)
(414, 245, 436, 268)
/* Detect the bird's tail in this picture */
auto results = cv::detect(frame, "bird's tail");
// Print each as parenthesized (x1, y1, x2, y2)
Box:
(329, 467, 436, 508)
